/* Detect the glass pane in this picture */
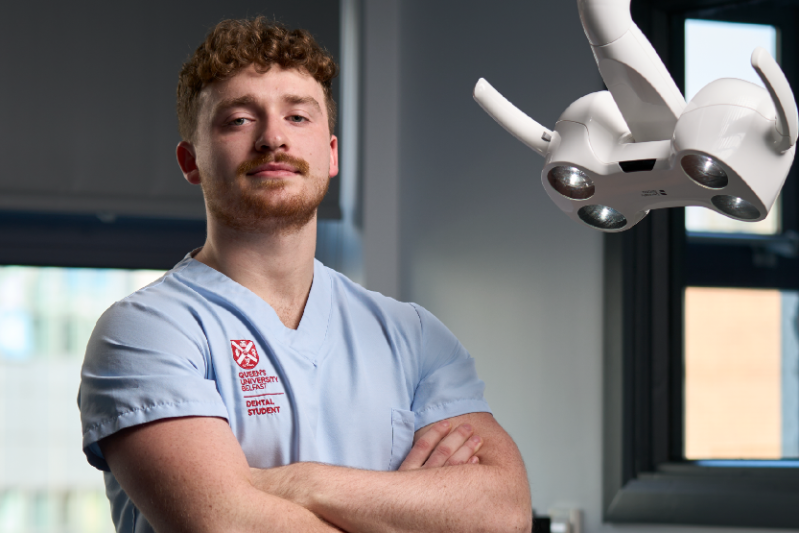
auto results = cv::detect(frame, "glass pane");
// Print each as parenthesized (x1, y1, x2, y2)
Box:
(685, 19, 777, 102)
(684, 19, 780, 235)
(0, 266, 164, 532)
(684, 287, 799, 459)
(685, 201, 781, 235)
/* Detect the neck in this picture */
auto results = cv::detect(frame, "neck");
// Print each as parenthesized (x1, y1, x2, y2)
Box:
(194, 214, 318, 330)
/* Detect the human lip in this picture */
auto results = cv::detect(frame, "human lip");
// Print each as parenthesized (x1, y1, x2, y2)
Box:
(246, 163, 300, 177)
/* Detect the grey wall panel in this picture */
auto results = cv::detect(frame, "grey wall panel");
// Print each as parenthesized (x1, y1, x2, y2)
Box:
(393, 0, 607, 527)
(0, 1, 339, 219)
(361, 0, 401, 297)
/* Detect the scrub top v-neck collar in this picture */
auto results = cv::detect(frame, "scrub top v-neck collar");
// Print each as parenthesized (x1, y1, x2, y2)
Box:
(179, 256, 333, 363)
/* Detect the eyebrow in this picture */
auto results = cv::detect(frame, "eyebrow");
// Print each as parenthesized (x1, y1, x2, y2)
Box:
(282, 94, 323, 113)
(212, 95, 258, 115)
(212, 93, 323, 115)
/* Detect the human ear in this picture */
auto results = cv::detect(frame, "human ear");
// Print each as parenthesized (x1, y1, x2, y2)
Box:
(176, 141, 201, 185)
(328, 135, 339, 178)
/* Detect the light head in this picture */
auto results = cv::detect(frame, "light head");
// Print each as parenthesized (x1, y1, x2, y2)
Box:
(473, 0, 797, 232)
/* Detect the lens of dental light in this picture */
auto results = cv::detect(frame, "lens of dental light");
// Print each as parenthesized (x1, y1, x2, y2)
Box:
(711, 195, 761, 220)
(577, 205, 627, 230)
(681, 154, 728, 189)
(547, 166, 595, 200)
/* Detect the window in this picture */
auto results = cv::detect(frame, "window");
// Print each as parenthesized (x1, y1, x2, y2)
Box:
(604, 1, 799, 528)
(684, 286, 799, 459)
(0, 266, 164, 533)
(682, 19, 799, 462)
(0, 213, 207, 533)
(684, 19, 782, 237)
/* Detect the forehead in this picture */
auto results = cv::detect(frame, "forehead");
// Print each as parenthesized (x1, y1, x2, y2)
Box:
(199, 65, 327, 116)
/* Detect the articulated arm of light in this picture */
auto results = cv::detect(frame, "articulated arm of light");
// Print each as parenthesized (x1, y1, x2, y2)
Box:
(579, 0, 685, 141)
(752, 47, 798, 152)
(577, 0, 633, 46)
(473, 78, 553, 157)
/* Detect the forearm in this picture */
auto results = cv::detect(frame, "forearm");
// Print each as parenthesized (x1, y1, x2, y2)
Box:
(252, 461, 531, 533)
(199, 483, 346, 533)
(134, 477, 345, 533)
(100, 417, 346, 533)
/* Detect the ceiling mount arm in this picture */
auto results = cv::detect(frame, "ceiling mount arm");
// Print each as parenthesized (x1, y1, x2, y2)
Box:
(578, 0, 633, 46)
(578, 0, 686, 142)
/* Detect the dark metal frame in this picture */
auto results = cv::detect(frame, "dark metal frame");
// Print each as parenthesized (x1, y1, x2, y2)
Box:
(603, 0, 799, 528)
(0, 211, 207, 270)
(0, 198, 343, 271)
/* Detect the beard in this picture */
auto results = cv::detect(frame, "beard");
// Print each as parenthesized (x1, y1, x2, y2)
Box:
(202, 152, 329, 233)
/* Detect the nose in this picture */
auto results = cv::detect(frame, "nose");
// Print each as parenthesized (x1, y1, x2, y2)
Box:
(255, 117, 287, 152)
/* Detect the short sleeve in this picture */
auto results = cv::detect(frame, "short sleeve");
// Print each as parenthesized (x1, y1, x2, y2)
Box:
(78, 292, 228, 471)
(409, 304, 491, 428)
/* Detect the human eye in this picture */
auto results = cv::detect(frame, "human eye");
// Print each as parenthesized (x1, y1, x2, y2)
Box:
(228, 117, 250, 126)
(287, 115, 308, 123)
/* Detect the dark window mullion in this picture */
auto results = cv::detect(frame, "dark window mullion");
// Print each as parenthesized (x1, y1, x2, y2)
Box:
(632, 217, 654, 475)
(650, 209, 680, 466)
(669, 209, 686, 462)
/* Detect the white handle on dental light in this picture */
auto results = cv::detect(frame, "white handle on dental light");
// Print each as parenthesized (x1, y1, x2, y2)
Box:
(752, 47, 799, 152)
(473, 78, 553, 157)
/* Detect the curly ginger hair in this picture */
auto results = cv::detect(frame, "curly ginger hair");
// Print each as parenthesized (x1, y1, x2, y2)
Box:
(177, 16, 338, 141)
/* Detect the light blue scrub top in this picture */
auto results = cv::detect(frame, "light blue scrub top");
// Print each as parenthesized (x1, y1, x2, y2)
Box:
(79, 255, 490, 533)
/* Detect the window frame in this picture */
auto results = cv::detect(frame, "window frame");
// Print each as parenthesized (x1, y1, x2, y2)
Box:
(0, 210, 207, 270)
(603, 0, 799, 528)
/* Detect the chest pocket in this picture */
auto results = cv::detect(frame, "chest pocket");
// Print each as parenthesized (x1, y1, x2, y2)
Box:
(388, 408, 415, 470)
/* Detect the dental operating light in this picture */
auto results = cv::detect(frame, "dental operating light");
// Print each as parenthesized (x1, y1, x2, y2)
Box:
(474, 0, 798, 232)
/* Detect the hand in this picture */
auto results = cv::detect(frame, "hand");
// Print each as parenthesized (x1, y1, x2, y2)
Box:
(398, 419, 482, 471)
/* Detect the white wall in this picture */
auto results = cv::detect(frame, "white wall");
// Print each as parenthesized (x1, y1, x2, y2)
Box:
(361, 2, 791, 532)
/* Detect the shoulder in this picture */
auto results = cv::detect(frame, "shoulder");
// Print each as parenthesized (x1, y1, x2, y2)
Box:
(319, 262, 460, 353)
(79, 259, 229, 471)
(320, 261, 424, 329)
(89, 258, 211, 349)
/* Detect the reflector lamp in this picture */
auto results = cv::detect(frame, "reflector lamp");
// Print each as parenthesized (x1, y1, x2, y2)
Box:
(473, 0, 798, 232)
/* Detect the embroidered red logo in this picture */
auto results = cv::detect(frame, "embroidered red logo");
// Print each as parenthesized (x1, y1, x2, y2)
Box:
(231, 340, 259, 369)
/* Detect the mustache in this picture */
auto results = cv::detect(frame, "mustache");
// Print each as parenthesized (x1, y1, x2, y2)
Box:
(237, 152, 310, 176)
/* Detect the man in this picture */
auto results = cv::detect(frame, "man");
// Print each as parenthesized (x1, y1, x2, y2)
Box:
(79, 17, 531, 533)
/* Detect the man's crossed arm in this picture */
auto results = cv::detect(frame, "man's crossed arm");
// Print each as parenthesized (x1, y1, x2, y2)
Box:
(100, 413, 531, 533)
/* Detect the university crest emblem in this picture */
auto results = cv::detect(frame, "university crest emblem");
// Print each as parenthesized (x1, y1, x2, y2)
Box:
(231, 340, 259, 369)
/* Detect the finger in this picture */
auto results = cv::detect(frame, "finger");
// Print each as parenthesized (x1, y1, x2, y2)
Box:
(422, 423, 474, 469)
(398, 420, 451, 471)
(469, 456, 480, 464)
(443, 434, 483, 466)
